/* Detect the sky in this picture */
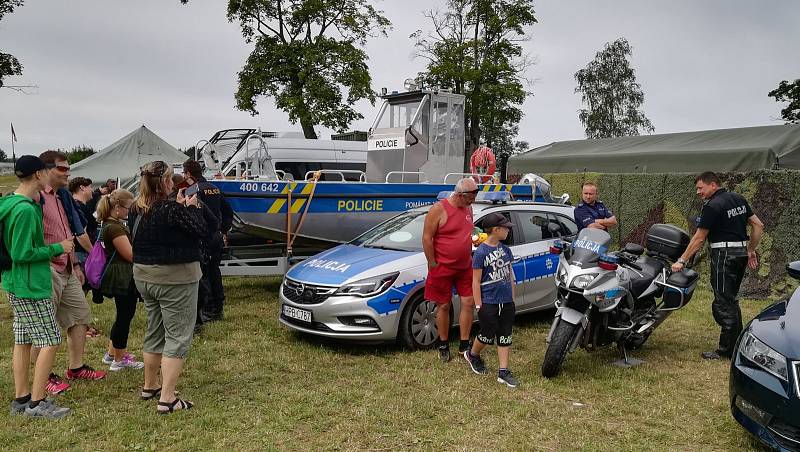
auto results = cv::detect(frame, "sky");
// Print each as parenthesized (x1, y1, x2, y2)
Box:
(1, 0, 798, 156)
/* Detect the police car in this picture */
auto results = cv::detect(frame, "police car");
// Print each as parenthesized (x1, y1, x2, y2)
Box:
(278, 192, 576, 348)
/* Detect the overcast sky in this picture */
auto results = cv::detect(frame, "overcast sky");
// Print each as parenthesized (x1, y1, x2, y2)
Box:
(1, 0, 798, 156)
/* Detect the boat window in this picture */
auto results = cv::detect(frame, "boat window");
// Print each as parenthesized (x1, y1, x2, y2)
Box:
(275, 162, 366, 181)
(352, 211, 426, 252)
(375, 100, 422, 129)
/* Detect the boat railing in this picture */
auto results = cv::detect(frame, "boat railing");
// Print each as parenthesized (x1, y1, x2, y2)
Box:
(275, 170, 293, 181)
(304, 169, 367, 183)
(385, 171, 429, 183)
(444, 172, 493, 184)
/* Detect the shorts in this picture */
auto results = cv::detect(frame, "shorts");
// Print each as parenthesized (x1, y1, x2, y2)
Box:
(424, 264, 472, 304)
(7, 293, 62, 347)
(477, 302, 515, 346)
(51, 268, 92, 329)
(136, 279, 199, 359)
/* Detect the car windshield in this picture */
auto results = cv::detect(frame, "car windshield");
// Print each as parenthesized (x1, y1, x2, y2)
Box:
(569, 228, 611, 266)
(351, 211, 427, 252)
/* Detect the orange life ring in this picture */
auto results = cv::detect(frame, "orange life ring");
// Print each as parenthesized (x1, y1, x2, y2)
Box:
(470, 146, 496, 183)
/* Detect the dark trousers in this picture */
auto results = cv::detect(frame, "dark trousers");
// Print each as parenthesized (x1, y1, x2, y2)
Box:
(201, 233, 225, 320)
(709, 247, 748, 356)
(110, 289, 138, 350)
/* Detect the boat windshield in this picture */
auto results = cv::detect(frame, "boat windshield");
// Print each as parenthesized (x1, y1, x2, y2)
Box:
(375, 99, 423, 129)
(351, 211, 427, 252)
(569, 228, 612, 267)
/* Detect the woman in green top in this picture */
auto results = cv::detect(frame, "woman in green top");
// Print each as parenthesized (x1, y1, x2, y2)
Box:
(96, 189, 144, 371)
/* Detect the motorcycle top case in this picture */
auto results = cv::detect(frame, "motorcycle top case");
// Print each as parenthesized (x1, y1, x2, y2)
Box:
(662, 268, 700, 309)
(646, 223, 690, 261)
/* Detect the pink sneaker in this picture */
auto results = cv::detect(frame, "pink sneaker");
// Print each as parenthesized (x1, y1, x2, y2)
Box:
(110, 354, 144, 371)
(66, 365, 107, 381)
(46, 373, 71, 395)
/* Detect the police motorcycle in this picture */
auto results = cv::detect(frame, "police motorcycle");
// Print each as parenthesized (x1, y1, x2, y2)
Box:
(540, 223, 700, 378)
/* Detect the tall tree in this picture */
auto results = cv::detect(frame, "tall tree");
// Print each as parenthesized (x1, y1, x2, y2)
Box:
(65, 145, 95, 164)
(0, 0, 24, 88)
(222, 0, 391, 139)
(574, 37, 654, 139)
(412, 0, 536, 169)
(768, 78, 800, 124)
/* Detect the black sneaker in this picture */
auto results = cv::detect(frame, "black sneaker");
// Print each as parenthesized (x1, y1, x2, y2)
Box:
(458, 340, 472, 354)
(497, 370, 519, 388)
(438, 346, 451, 363)
(463, 350, 488, 375)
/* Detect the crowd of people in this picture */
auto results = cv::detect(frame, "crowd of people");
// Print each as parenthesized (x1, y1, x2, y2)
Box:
(1, 153, 232, 418)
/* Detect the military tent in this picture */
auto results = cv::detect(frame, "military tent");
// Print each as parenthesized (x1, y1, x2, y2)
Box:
(71, 125, 187, 187)
(509, 124, 800, 174)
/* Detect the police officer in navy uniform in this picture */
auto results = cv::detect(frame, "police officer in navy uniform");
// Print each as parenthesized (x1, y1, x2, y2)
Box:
(183, 159, 234, 323)
(574, 182, 618, 231)
(672, 171, 764, 360)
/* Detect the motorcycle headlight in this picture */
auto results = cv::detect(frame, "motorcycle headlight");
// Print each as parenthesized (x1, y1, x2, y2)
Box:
(571, 273, 598, 289)
(333, 272, 399, 298)
(739, 332, 788, 381)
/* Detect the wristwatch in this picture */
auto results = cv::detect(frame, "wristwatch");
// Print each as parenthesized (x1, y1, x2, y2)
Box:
(676, 258, 686, 265)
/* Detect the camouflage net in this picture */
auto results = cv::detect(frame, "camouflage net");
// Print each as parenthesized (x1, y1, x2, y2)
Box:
(528, 170, 800, 299)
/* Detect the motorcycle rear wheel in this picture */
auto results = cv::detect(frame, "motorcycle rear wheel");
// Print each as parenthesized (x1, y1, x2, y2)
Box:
(541, 320, 579, 378)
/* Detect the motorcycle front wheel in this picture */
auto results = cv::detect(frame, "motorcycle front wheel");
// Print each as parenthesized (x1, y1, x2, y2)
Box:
(541, 320, 580, 378)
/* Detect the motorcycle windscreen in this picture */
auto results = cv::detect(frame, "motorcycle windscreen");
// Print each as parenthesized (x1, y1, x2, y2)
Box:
(569, 228, 612, 266)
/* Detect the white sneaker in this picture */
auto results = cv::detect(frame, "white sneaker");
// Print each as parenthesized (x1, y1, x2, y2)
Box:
(102, 351, 113, 365)
(110, 355, 144, 371)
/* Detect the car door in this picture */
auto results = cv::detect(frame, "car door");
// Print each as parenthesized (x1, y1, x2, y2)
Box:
(514, 209, 563, 311)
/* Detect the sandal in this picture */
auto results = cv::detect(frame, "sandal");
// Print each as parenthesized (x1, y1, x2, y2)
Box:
(85, 327, 101, 338)
(141, 387, 162, 400)
(157, 398, 193, 414)
(141, 387, 179, 400)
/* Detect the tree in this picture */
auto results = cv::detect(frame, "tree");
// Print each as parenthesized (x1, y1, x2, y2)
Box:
(0, 0, 24, 88)
(412, 0, 536, 170)
(217, 0, 391, 139)
(0, 147, 7, 161)
(574, 37, 654, 139)
(768, 79, 800, 124)
(65, 145, 95, 164)
(179, 146, 197, 159)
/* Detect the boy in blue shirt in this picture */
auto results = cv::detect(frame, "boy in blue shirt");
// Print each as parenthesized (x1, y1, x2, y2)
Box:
(463, 212, 518, 387)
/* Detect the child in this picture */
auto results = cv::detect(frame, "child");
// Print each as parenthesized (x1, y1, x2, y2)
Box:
(1, 156, 74, 418)
(463, 212, 518, 388)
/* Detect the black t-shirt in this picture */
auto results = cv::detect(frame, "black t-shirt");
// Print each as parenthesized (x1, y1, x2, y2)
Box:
(697, 188, 753, 243)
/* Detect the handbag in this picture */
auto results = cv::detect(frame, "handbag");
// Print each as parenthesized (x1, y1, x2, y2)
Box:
(99, 215, 142, 296)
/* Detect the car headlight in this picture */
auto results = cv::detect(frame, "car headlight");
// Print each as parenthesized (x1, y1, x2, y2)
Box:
(333, 272, 399, 298)
(571, 273, 598, 289)
(739, 332, 788, 381)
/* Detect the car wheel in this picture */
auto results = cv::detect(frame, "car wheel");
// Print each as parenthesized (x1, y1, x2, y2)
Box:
(399, 294, 441, 349)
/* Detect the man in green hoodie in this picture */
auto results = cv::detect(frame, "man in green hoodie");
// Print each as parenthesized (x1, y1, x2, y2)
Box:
(1, 155, 75, 418)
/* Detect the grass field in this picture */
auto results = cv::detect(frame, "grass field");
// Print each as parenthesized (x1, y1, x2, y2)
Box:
(0, 275, 775, 451)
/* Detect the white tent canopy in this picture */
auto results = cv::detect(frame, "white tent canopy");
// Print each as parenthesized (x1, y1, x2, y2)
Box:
(71, 125, 187, 187)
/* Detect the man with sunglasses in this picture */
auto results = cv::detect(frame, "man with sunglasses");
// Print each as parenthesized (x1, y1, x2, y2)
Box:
(34, 151, 106, 393)
(423, 178, 479, 362)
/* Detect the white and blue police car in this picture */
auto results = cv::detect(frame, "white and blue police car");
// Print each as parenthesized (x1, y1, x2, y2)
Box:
(279, 192, 576, 348)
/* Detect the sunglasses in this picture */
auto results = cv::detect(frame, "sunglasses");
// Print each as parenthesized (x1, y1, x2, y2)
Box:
(458, 189, 480, 195)
(45, 163, 71, 173)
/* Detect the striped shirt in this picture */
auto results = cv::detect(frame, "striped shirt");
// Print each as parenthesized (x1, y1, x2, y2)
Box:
(40, 186, 77, 274)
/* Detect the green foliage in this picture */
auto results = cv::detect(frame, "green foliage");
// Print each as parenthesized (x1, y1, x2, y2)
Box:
(226, 0, 391, 139)
(65, 145, 95, 164)
(0, 0, 24, 88)
(575, 38, 654, 139)
(768, 78, 800, 124)
(0, 147, 6, 161)
(412, 0, 536, 165)
(546, 170, 800, 298)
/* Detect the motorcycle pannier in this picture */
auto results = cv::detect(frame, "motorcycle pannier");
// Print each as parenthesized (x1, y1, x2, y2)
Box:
(662, 269, 699, 309)
(646, 224, 690, 261)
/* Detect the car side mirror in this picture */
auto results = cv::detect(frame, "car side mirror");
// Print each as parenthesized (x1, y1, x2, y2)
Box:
(788, 261, 800, 280)
(547, 222, 562, 237)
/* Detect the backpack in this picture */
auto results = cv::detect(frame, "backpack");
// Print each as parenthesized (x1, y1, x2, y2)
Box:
(84, 226, 115, 290)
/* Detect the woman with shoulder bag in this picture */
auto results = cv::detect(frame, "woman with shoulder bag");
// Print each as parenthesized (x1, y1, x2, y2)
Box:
(131, 161, 214, 415)
(96, 189, 145, 371)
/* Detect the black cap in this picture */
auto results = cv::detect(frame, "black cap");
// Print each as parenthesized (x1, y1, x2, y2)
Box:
(482, 212, 514, 229)
(14, 155, 46, 178)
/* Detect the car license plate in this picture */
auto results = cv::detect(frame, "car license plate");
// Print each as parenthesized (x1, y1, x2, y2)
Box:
(283, 304, 312, 323)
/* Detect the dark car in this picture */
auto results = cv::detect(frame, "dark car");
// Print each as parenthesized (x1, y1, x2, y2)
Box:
(730, 261, 800, 451)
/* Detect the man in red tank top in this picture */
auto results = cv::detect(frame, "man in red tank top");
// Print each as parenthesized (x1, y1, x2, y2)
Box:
(423, 178, 478, 363)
